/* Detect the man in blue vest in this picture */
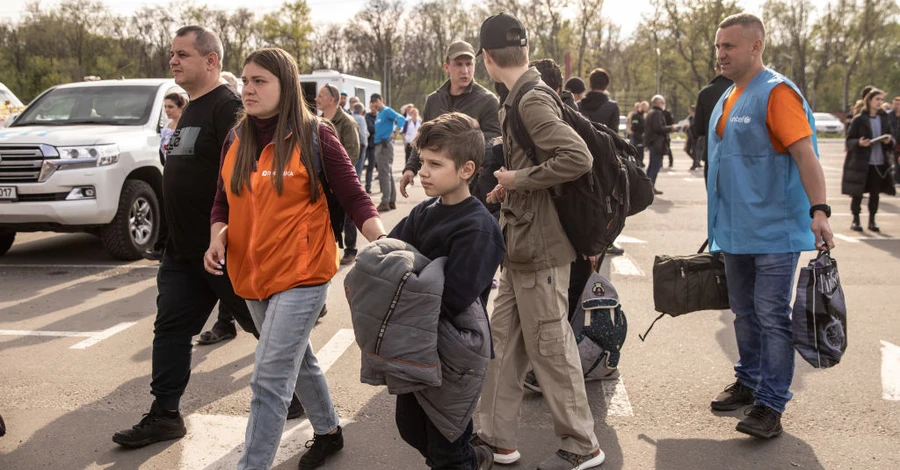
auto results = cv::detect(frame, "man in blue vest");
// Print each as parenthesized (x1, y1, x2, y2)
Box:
(707, 13, 835, 439)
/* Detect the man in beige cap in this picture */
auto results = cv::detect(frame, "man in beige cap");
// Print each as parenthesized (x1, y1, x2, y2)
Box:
(399, 41, 501, 213)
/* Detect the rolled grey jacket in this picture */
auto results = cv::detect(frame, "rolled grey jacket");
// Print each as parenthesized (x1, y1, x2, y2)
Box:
(345, 239, 491, 441)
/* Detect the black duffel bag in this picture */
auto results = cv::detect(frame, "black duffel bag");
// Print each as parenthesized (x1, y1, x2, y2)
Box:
(641, 240, 730, 340)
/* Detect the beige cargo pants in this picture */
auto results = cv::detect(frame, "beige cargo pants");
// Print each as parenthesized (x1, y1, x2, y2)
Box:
(476, 264, 599, 455)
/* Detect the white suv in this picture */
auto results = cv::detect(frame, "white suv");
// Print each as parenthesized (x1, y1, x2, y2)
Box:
(0, 79, 183, 260)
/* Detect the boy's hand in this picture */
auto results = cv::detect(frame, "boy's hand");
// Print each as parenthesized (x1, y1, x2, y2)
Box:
(399, 170, 415, 198)
(494, 167, 517, 190)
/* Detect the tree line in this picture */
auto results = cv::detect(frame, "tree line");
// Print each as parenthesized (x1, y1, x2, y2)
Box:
(1, 0, 898, 119)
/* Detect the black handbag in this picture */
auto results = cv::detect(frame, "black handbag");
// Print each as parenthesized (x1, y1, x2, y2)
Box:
(641, 240, 730, 340)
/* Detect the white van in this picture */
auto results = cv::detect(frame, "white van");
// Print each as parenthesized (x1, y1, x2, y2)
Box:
(299, 70, 382, 109)
(0, 82, 26, 128)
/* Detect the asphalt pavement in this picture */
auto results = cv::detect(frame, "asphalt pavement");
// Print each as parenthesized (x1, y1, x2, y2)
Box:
(0, 140, 898, 469)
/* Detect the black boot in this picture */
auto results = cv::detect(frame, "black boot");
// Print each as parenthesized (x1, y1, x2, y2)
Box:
(850, 214, 863, 232)
(869, 214, 880, 232)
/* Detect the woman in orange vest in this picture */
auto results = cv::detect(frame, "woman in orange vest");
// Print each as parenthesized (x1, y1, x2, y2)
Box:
(204, 48, 385, 470)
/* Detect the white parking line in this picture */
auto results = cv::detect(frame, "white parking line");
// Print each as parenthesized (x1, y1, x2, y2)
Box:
(601, 378, 634, 416)
(832, 234, 860, 244)
(0, 321, 138, 349)
(611, 256, 643, 276)
(615, 235, 647, 244)
(180, 329, 358, 469)
(882, 340, 900, 401)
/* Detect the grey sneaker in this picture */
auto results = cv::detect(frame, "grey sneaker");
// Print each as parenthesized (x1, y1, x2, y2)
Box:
(471, 434, 520, 465)
(537, 449, 605, 470)
(474, 443, 494, 470)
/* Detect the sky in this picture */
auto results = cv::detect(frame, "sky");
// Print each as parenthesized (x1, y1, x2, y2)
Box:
(0, 0, 767, 37)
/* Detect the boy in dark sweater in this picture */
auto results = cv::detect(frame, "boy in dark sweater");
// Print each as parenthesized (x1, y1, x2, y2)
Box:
(389, 112, 505, 470)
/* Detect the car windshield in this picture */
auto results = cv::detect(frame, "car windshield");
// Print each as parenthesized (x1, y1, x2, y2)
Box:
(11, 85, 157, 126)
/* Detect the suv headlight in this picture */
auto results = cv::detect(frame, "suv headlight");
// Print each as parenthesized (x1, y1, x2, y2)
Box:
(56, 144, 120, 166)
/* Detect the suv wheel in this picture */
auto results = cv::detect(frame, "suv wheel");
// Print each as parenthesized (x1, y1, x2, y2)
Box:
(100, 180, 159, 260)
(0, 231, 15, 256)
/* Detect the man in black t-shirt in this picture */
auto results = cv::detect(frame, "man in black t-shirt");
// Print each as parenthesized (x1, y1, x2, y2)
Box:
(112, 26, 301, 449)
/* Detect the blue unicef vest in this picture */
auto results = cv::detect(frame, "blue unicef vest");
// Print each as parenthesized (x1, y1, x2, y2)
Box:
(706, 69, 817, 254)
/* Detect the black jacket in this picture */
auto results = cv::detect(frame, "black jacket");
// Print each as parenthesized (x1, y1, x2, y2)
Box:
(842, 112, 896, 196)
(644, 106, 673, 153)
(365, 112, 376, 147)
(694, 75, 733, 162)
(578, 91, 620, 131)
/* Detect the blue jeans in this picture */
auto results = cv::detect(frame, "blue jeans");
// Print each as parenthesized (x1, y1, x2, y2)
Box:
(355, 144, 367, 182)
(238, 283, 339, 470)
(723, 252, 800, 414)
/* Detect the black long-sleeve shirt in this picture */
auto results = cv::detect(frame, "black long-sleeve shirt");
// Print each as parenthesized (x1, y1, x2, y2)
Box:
(389, 197, 505, 316)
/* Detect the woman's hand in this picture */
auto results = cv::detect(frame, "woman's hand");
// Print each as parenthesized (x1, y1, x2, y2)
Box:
(204, 223, 228, 275)
(858, 137, 871, 147)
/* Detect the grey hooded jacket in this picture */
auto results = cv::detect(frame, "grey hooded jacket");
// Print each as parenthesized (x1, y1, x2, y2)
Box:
(345, 239, 491, 441)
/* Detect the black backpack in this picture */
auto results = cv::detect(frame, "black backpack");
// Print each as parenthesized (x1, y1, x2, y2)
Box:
(505, 83, 654, 256)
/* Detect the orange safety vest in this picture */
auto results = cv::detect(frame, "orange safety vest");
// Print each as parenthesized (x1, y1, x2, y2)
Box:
(221, 135, 338, 300)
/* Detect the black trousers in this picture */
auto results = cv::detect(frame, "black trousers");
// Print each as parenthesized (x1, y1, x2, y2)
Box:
(395, 393, 476, 470)
(151, 253, 257, 410)
(364, 145, 377, 192)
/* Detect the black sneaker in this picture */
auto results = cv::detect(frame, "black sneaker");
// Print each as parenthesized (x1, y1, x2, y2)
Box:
(298, 425, 344, 469)
(0, 412, 6, 437)
(736, 404, 783, 438)
(523, 371, 542, 394)
(711, 381, 755, 411)
(474, 443, 495, 470)
(112, 402, 186, 448)
(287, 393, 305, 420)
(606, 243, 625, 256)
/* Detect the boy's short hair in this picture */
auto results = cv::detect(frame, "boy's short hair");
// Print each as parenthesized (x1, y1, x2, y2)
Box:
(413, 112, 484, 181)
(484, 32, 528, 68)
(530, 58, 562, 91)
(588, 68, 610, 91)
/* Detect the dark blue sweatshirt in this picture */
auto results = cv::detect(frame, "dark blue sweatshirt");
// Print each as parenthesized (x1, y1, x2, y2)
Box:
(389, 196, 505, 316)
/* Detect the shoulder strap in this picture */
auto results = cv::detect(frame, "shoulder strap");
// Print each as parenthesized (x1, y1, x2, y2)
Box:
(506, 83, 566, 166)
(309, 121, 325, 183)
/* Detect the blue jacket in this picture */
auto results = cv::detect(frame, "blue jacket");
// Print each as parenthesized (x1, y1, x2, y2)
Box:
(706, 68, 817, 254)
(373, 106, 405, 144)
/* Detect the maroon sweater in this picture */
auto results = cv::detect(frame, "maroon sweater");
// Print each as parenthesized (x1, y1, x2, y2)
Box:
(211, 115, 378, 230)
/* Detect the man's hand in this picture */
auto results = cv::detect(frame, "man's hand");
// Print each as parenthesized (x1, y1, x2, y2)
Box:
(399, 170, 415, 198)
(486, 184, 506, 204)
(811, 212, 835, 251)
(494, 167, 517, 190)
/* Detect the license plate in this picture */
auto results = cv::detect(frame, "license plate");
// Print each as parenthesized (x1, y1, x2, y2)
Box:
(0, 186, 17, 200)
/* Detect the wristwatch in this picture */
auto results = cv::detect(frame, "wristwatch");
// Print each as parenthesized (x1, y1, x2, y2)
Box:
(809, 204, 831, 218)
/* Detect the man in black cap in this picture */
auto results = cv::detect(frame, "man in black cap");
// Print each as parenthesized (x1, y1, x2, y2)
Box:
(471, 12, 605, 470)
(399, 40, 502, 214)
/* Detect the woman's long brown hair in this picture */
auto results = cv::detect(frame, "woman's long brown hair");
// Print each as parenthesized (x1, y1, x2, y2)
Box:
(230, 48, 319, 201)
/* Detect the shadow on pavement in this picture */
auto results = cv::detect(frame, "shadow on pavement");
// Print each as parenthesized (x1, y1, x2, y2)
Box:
(0, 345, 255, 469)
(637, 432, 825, 469)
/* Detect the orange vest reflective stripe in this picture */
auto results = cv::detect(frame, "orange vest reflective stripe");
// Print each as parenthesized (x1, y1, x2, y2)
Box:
(221, 135, 338, 300)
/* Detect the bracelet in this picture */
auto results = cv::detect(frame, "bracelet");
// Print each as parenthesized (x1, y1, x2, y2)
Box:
(377, 234, 387, 240)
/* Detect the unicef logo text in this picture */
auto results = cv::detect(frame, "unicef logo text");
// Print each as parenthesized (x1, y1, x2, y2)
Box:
(729, 115, 752, 124)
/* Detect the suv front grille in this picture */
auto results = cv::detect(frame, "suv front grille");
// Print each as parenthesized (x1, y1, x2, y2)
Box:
(0, 146, 45, 183)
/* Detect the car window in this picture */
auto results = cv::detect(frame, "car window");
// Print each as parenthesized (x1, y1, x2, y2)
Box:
(12, 85, 157, 126)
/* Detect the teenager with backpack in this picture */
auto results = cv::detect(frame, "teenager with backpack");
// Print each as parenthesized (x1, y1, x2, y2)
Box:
(473, 13, 605, 470)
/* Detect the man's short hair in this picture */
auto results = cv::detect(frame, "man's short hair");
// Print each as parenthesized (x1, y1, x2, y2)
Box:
(718, 13, 766, 41)
(893, 96, 900, 102)
(175, 25, 224, 71)
(651, 95, 665, 106)
(484, 30, 528, 68)
(323, 84, 341, 104)
(369, 93, 383, 103)
(564, 77, 586, 95)
(413, 112, 484, 182)
(588, 68, 610, 91)
(530, 59, 562, 91)
(353, 103, 365, 114)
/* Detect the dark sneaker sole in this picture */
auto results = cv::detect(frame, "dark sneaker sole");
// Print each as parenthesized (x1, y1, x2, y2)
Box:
(736, 421, 783, 438)
(112, 429, 186, 448)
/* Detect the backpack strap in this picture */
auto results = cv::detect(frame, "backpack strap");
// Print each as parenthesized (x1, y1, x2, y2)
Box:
(309, 121, 326, 184)
(505, 82, 568, 167)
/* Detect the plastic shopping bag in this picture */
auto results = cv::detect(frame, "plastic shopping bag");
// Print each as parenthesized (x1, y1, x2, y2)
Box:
(792, 250, 847, 368)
